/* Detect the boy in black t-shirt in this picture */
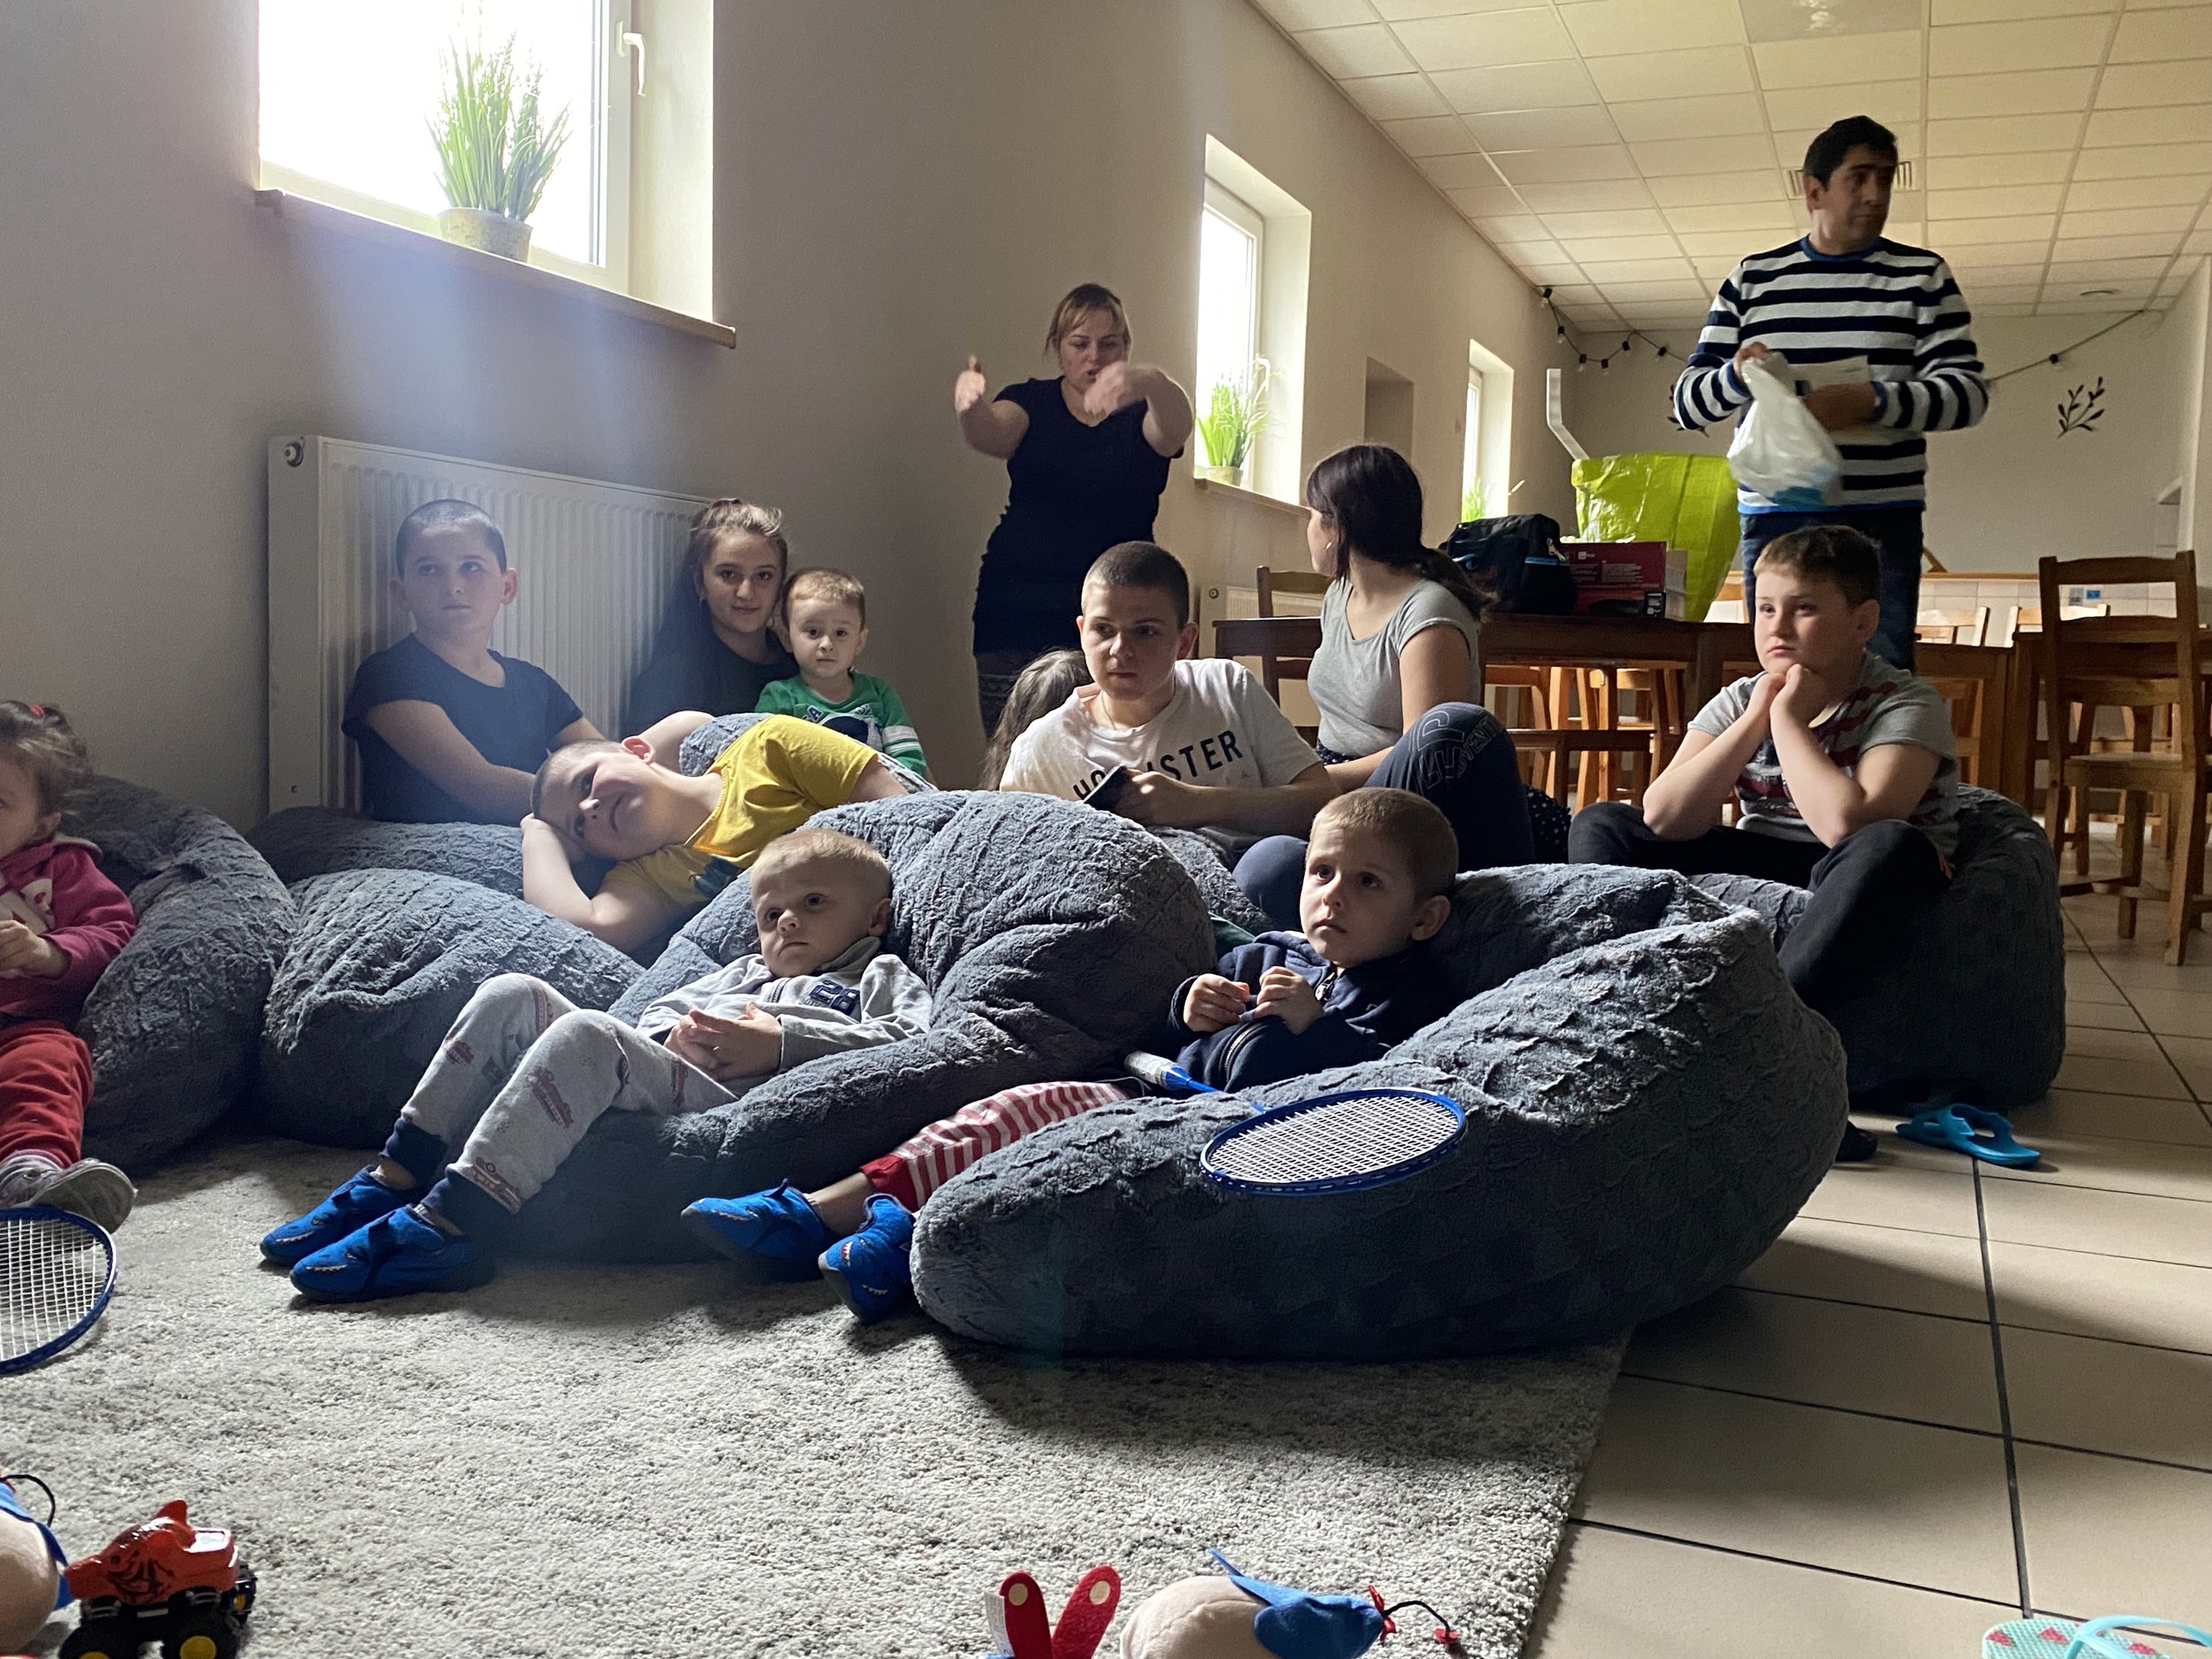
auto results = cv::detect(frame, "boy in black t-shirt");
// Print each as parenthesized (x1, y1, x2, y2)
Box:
(343, 500, 602, 823)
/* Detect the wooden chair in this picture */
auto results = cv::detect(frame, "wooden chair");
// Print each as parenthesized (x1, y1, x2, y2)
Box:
(2037, 552, 2210, 964)
(1255, 565, 1329, 618)
(1916, 641, 2010, 791)
(1916, 605, 1992, 646)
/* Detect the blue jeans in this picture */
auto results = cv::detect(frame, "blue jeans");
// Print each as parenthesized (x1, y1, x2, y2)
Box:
(1233, 703, 1532, 929)
(1740, 506, 1924, 670)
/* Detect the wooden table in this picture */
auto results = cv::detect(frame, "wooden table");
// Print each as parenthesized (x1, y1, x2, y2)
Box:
(2000, 631, 2212, 807)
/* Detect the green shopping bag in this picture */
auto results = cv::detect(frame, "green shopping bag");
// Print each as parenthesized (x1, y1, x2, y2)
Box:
(1571, 451, 1740, 620)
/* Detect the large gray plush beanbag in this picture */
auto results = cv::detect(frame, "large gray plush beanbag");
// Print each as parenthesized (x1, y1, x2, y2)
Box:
(60, 778, 296, 1170)
(249, 807, 523, 895)
(256, 871, 641, 1148)
(910, 864, 1847, 1360)
(1687, 787, 2064, 1108)
(509, 789, 1216, 1261)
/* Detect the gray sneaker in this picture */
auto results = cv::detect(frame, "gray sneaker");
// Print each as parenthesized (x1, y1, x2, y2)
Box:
(33, 1160, 136, 1233)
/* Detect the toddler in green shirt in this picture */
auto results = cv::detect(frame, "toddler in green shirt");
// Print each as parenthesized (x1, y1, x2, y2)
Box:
(757, 569, 930, 779)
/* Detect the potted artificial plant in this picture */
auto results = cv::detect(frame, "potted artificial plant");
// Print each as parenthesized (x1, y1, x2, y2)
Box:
(428, 37, 570, 262)
(1196, 359, 1271, 488)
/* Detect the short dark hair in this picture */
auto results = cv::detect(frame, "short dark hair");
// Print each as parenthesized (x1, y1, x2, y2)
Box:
(1312, 787, 1457, 901)
(1754, 525, 1881, 610)
(1082, 541, 1190, 626)
(531, 737, 626, 820)
(395, 499, 508, 576)
(1803, 117, 1899, 188)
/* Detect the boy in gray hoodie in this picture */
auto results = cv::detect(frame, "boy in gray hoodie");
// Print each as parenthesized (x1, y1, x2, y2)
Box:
(262, 827, 930, 1301)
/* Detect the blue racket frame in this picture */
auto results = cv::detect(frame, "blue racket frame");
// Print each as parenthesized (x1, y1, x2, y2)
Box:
(1200, 1088, 1469, 1196)
(0, 1203, 118, 1375)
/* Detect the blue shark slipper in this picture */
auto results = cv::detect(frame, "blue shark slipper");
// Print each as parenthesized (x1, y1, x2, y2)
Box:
(1984, 1615, 2212, 1659)
(1898, 1102, 2040, 1168)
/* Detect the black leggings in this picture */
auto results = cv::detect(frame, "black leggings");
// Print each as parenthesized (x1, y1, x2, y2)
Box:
(1568, 802, 1949, 1010)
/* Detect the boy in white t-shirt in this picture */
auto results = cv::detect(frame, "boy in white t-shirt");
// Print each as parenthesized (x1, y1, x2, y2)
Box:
(999, 541, 1335, 853)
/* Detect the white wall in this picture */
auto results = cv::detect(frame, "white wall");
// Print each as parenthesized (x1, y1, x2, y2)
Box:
(1555, 307, 2200, 573)
(0, 0, 1571, 824)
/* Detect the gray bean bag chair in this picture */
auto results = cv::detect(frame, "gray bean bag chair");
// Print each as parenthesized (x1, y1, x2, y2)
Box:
(508, 789, 1214, 1260)
(256, 871, 642, 1148)
(910, 864, 1847, 1360)
(1686, 787, 2064, 1108)
(250, 808, 524, 895)
(60, 778, 295, 1170)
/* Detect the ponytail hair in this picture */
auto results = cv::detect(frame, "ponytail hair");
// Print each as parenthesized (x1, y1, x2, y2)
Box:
(1303, 443, 1493, 623)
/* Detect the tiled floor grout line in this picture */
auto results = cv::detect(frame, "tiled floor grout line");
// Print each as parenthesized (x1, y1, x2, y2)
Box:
(1975, 1163, 2034, 1620)
(1729, 1282, 1990, 1326)
(1985, 1171, 2212, 1206)
(1614, 1370, 2006, 1440)
(1562, 1518, 2023, 1611)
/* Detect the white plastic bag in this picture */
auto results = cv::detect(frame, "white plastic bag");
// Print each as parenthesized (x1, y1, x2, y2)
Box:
(1727, 354, 1842, 510)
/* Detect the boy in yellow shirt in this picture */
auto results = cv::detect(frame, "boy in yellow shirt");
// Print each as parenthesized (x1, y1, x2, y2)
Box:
(524, 712, 910, 954)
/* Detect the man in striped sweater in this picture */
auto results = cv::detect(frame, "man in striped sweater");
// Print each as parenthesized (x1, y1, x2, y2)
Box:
(1674, 115, 1988, 669)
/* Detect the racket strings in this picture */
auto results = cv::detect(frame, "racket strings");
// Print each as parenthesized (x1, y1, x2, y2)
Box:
(1204, 1092, 1463, 1186)
(3, 1215, 111, 1361)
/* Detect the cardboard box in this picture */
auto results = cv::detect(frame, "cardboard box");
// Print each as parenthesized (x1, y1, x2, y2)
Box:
(1572, 582, 1686, 620)
(1563, 540, 1686, 591)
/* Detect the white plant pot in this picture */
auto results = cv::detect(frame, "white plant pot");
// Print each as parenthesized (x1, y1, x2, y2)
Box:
(438, 207, 533, 262)
(1197, 462, 1247, 488)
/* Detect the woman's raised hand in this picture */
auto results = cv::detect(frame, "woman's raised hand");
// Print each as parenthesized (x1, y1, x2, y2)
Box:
(1082, 360, 1153, 419)
(954, 355, 989, 415)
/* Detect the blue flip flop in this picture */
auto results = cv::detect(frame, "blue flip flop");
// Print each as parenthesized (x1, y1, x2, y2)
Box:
(1898, 1102, 2040, 1168)
(1984, 1613, 2212, 1659)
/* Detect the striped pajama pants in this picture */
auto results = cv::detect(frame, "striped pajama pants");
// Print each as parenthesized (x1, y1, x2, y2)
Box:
(858, 1079, 1131, 1210)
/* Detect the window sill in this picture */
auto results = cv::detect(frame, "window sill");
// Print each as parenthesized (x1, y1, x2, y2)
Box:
(1194, 476, 1305, 518)
(253, 188, 735, 349)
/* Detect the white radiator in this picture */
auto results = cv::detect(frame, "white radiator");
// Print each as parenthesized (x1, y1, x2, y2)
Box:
(266, 435, 711, 813)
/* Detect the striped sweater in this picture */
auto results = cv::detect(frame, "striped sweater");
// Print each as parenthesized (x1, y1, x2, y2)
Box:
(1674, 238, 1989, 513)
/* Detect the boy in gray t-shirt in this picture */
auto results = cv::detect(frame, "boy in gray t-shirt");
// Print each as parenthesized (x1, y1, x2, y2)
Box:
(1567, 526, 1955, 1159)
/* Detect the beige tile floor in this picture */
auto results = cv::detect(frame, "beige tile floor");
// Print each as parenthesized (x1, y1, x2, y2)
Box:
(1526, 895, 2212, 1658)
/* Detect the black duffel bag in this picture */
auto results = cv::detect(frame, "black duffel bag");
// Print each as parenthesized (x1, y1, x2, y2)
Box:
(1447, 513, 1574, 614)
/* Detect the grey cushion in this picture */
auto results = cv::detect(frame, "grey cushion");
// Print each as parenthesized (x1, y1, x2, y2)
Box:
(250, 808, 524, 895)
(1688, 787, 2065, 1108)
(512, 789, 1215, 1261)
(256, 871, 642, 1148)
(910, 864, 1847, 1360)
(59, 777, 296, 1170)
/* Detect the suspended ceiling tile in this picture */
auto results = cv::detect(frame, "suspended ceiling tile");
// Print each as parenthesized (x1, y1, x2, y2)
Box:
(2058, 203, 2200, 234)
(1338, 73, 1452, 119)
(2187, 230, 2212, 256)
(2097, 61, 2212, 109)
(1771, 122, 1923, 166)
(1584, 45, 1755, 101)
(2045, 253, 2178, 277)
(1610, 93, 1769, 142)
(2036, 296, 2165, 314)
(2066, 173, 2212, 210)
(1923, 151, 2078, 188)
(1926, 112, 2088, 153)
(1464, 105, 1622, 148)
(1558, 231, 1683, 258)
(1577, 256, 1702, 281)
(1664, 199, 1803, 233)
(1647, 169, 1792, 206)
(1957, 265, 2055, 285)
(1489, 234, 1572, 263)
(1561, 0, 1746, 58)
(2070, 140, 2212, 177)
(1517, 263, 1586, 285)
(1763, 80, 1924, 130)
(1754, 32, 1924, 88)
(1932, 0, 2117, 21)
(1601, 277, 1716, 299)
(1252, 0, 1379, 28)
(2084, 105, 2212, 146)
(1694, 256, 1740, 281)
(1634, 134, 1778, 175)
(1927, 183, 2069, 218)
(1448, 183, 1527, 216)
(1539, 282, 1607, 303)
(1925, 67, 2097, 120)
(1930, 15, 2114, 73)
(1428, 59, 1602, 113)
(1547, 207, 1673, 238)
(1486, 143, 1640, 182)
(1372, 0, 1547, 18)
(1391, 9, 1577, 70)
(1294, 23, 1417, 79)
(1476, 213, 1549, 241)
(1932, 212, 2061, 242)
(2110, 7, 2212, 59)
(1943, 240, 2061, 266)
(1975, 300, 2041, 314)
(1380, 115, 1483, 156)
(2049, 230, 2186, 258)
(1421, 151, 1509, 189)
(1674, 226, 1797, 256)
(1958, 283, 2048, 303)
(1517, 178, 1658, 211)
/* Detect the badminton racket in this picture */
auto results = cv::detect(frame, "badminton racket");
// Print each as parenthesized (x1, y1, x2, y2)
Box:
(1201, 1088, 1466, 1195)
(1, 1204, 117, 1374)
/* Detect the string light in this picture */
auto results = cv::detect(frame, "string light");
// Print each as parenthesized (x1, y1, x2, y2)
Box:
(1540, 285, 1685, 370)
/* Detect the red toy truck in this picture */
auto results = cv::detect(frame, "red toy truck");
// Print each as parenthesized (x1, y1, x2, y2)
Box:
(60, 1501, 256, 1659)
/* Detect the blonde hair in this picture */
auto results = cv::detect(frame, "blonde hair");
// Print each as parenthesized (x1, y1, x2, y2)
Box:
(780, 567, 868, 629)
(750, 826, 892, 903)
(1046, 283, 1131, 352)
(979, 649, 1089, 790)
(0, 702, 94, 817)
(1312, 788, 1457, 900)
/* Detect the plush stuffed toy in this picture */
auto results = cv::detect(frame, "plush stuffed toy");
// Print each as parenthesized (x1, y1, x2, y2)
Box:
(0, 1479, 65, 1656)
(1119, 1552, 1449, 1659)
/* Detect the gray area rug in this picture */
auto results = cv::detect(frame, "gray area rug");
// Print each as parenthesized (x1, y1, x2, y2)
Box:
(15, 1137, 1621, 1658)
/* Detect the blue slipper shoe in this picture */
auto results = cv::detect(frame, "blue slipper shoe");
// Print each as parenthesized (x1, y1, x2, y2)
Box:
(288, 1206, 494, 1302)
(1898, 1102, 2040, 1168)
(818, 1194, 914, 1323)
(1984, 1614, 2212, 1658)
(260, 1169, 413, 1266)
(681, 1182, 833, 1267)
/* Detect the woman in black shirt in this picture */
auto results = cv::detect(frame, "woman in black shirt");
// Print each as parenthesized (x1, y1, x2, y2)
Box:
(623, 499, 798, 734)
(956, 283, 1192, 730)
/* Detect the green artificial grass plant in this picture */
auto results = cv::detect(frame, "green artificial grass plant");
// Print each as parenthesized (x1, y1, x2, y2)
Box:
(429, 36, 572, 222)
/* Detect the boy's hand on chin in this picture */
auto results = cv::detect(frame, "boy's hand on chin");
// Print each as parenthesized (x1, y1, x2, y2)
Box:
(1773, 662, 1835, 727)
(1113, 771, 1196, 828)
(1251, 966, 1323, 1035)
(1181, 973, 1251, 1033)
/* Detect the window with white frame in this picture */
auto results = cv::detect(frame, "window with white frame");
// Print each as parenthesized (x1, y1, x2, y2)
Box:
(1462, 368, 1485, 521)
(259, 0, 635, 288)
(1199, 139, 1309, 502)
(1196, 180, 1264, 449)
